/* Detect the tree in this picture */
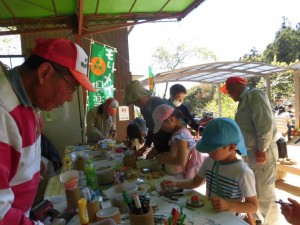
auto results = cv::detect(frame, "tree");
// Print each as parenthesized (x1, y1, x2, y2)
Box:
(263, 17, 300, 64)
(240, 17, 298, 103)
(184, 84, 216, 116)
(151, 41, 217, 97)
(205, 92, 238, 119)
(0, 28, 21, 55)
(152, 42, 217, 72)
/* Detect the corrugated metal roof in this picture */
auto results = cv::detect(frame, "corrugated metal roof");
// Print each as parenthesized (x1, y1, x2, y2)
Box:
(140, 61, 286, 85)
(288, 61, 300, 70)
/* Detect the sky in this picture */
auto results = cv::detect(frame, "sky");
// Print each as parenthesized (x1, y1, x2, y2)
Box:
(128, 0, 300, 77)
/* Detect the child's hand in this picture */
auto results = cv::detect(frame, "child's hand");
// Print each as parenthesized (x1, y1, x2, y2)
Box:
(155, 152, 168, 163)
(281, 198, 300, 225)
(209, 197, 229, 212)
(160, 179, 176, 191)
(136, 146, 147, 157)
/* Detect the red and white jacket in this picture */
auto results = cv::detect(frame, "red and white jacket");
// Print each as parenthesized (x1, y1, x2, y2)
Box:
(0, 65, 43, 225)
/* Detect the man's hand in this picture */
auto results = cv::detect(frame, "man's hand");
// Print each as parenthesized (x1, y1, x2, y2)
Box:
(255, 150, 267, 164)
(281, 198, 300, 225)
(109, 130, 117, 140)
(209, 197, 230, 212)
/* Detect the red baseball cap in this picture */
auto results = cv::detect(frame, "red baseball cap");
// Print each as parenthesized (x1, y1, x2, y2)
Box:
(220, 76, 247, 94)
(105, 98, 119, 115)
(33, 38, 96, 92)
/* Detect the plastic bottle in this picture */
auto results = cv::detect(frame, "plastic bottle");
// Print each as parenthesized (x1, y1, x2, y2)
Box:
(78, 198, 89, 225)
(63, 155, 72, 171)
(85, 160, 98, 190)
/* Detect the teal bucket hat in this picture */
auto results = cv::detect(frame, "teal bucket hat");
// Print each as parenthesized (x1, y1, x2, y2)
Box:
(196, 117, 247, 155)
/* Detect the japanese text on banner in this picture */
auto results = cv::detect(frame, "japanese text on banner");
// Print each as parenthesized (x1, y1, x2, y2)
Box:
(88, 43, 116, 110)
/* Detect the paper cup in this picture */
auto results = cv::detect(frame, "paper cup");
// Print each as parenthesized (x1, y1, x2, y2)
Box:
(129, 207, 154, 225)
(60, 170, 79, 190)
(87, 200, 101, 222)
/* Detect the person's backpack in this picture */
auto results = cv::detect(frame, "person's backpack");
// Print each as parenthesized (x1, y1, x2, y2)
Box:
(184, 144, 206, 179)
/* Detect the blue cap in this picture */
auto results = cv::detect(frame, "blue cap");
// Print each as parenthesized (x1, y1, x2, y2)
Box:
(196, 118, 247, 155)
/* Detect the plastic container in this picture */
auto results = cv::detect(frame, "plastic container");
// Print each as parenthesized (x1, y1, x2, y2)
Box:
(65, 187, 81, 209)
(74, 154, 85, 171)
(105, 182, 138, 199)
(60, 170, 79, 190)
(96, 207, 120, 223)
(95, 166, 115, 185)
(93, 218, 117, 225)
(85, 160, 98, 190)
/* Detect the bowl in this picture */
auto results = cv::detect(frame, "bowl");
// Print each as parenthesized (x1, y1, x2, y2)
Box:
(105, 182, 138, 199)
(93, 218, 117, 225)
(96, 207, 120, 223)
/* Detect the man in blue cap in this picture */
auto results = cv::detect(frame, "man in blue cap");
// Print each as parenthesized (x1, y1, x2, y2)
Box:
(161, 118, 258, 214)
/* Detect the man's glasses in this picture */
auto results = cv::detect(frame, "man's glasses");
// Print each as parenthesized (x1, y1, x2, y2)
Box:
(50, 63, 79, 92)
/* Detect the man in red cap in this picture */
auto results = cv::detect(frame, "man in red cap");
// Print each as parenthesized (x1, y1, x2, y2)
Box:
(0, 38, 95, 224)
(220, 76, 279, 225)
(85, 98, 119, 143)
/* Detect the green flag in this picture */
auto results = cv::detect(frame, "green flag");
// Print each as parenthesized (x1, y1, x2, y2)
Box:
(88, 43, 116, 110)
(148, 66, 155, 92)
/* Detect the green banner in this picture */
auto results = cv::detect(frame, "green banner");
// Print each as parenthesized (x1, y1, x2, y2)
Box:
(148, 66, 155, 93)
(88, 43, 115, 110)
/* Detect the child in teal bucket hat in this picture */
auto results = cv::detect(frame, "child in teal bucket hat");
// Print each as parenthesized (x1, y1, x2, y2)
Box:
(160, 118, 258, 214)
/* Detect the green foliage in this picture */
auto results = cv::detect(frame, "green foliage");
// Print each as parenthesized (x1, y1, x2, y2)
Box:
(241, 17, 298, 103)
(151, 42, 217, 72)
(263, 17, 300, 64)
(0, 28, 21, 55)
(184, 84, 216, 116)
(205, 91, 238, 119)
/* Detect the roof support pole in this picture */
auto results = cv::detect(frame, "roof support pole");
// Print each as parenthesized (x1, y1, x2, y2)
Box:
(294, 71, 300, 129)
(217, 83, 222, 117)
(265, 75, 271, 101)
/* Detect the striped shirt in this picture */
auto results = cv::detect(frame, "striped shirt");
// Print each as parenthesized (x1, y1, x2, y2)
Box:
(197, 157, 256, 201)
(275, 112, 291, 134)
(0, 64, 43, 225)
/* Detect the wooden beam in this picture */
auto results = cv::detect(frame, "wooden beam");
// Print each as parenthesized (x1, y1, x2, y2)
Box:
(52, 0, 57, 16)
(277, 163, 300, 176)
(159, 0, 171, 12)
(77, 0, 84, 35)
(21, 0, 54, 13)
(129, 0, 137, 13)
(1, 0, 15, 18)
(95, 0, 100, 14)
(294, 71, 300, 129)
